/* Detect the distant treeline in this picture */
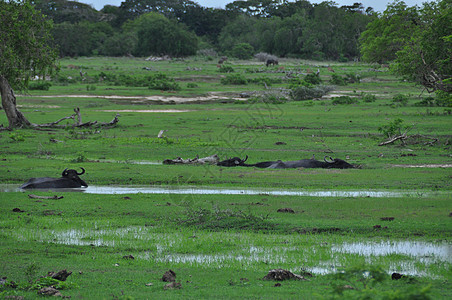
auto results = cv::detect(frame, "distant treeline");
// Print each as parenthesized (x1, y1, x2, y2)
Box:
(31, 0, 376, 60)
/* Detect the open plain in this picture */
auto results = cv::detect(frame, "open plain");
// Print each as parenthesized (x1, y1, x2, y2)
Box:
(0, 57, 451, 298)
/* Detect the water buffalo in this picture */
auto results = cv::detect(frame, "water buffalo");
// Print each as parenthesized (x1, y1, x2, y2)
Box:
(266, 59, 279, 67)
(217, 155, 249, 167)
(254, 156, 355, 169)
(217, 156, 355, 169)
(20, 168, 88, 189)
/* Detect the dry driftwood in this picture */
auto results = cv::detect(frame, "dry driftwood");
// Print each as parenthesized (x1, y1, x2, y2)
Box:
(32, 107, 120, 129)
(378, 134, 407, 146)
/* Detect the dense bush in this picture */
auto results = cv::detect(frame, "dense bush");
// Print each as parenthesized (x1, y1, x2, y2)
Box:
(218, 65, 235, 73)
(221, 73, 248, 85)
(231, 43, 254, 59)
(361, 92, 377, 102)
(304, 73, 322, 85)
(290, 85, 333, 101)
(28, 81, 52, 90)
(391, 94, 409, 107)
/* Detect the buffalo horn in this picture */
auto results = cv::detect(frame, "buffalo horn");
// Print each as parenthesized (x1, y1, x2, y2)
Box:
(324, 156, 334, 163)
(62, 168, 68, 176)
(242, 155, 248, 163)
(76, 167, 85, 175)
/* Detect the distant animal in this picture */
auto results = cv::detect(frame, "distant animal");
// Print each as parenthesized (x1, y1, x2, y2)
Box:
(218, 56, 228, 64)
(20, 168, 88, 189)
(266, 59, 279, 67)
(216, 155, 249, 167)
(217, 156, 355, 169)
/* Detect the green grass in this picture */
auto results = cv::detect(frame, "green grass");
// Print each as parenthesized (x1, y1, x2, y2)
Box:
(0, 56, 451, 298)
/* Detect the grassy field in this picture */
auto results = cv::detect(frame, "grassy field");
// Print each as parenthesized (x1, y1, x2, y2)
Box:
(0, 56, 451, 299)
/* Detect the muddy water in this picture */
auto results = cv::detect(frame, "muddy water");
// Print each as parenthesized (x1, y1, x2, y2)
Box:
(0, 184, 440, 198)
(13, 226, 450, 276)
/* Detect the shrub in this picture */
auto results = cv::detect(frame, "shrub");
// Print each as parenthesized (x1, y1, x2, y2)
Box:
(290, 85, 333, 101)
(434, 90, 452, 107)
(345, 73, 360, 83)
(330, 73, 347, 85)
(28, 81, 51, 90)
(304, 73, 322, 85)
(361, 92, 377, 102)
(218, 65, 235, 73)
(186, 82, 198, 88)
(288, 77, 312, 89)
(231, 43, 254, 59)
(332, 96, 358, 105)
(248, 76, 282, 86)
(378, 118, 411, 138)
(391, 94, 409, 107)
(221, 73, 248, 85)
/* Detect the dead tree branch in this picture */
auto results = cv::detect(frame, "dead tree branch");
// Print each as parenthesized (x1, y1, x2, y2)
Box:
(378, 134, 407, 146)
(31, 108, 120, 129)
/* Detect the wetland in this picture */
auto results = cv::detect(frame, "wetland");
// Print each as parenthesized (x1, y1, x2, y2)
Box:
(0, 56, 451, 299)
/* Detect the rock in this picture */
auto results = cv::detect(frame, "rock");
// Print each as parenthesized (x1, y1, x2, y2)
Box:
(48, 269, 72, 281)
(162, 270, 176, 282)
(263, 269, 306, 281)
(38, 286, 62, 296)
(164, 282, 182, 290)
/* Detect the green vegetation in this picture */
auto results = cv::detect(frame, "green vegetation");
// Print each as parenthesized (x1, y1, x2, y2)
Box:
(0, 56, 451, 298)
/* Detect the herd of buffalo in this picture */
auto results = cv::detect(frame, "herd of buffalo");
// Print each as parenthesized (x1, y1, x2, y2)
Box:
(20, 155, 355, 190)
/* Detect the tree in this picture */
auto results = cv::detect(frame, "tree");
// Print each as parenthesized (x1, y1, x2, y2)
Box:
(391, 0, 451, 93)
(360, 0, 451, 92)
(359, 1, 420, 63)
(0, 0, 58, 128)
(126, 12, 198, 57)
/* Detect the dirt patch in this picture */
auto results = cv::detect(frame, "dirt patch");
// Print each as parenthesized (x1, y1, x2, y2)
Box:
(22, 92, 244, 103)
(99, 109, 192, 113)
(391, 164, 452, 168)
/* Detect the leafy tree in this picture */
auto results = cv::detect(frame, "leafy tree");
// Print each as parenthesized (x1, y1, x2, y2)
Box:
(31, 0, 100, 23)
(0, 0, 58, 128)
(115, 0, 200, 27)
(231, 43, 254, 59)
(359, 1, 421, 63)
(361, 0, 451, 92)
(52, 21, 113, 57)
(391, 0, 451, 93)
(126, 12, 198, 57)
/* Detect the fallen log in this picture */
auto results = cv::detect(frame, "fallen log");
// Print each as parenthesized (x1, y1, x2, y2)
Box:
(28, 194, 64, 200)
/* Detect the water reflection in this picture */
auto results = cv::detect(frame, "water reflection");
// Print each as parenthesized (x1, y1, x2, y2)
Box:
(8, 226, 450, 277)
(0, 184, 440, 198)
(333, 241, 452, 263)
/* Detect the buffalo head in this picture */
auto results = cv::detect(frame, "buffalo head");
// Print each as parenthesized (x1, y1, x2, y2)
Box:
(324, 156, 355, 169)
(217, 155, 248, 167)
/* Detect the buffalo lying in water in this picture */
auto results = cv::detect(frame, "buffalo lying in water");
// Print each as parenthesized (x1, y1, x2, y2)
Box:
(20, 168, 88, 189)
(217, 156, 355, 169)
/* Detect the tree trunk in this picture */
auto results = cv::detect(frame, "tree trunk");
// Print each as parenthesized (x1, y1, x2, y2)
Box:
(0, 75, 31, 128)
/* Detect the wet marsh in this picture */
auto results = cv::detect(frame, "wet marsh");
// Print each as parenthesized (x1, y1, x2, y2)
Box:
(0, 57, 451, 298)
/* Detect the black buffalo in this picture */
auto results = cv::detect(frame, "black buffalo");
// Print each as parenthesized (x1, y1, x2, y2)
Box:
(266, 59, 279, 67)
(20, 168, 88, 189)
(217, 155, 249, 167)
(217, 156, 354, 169)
